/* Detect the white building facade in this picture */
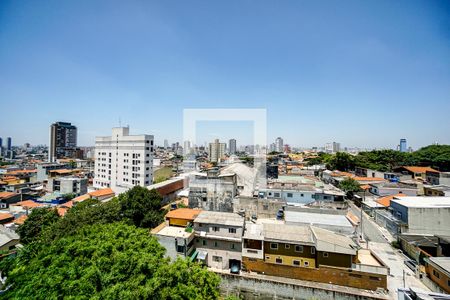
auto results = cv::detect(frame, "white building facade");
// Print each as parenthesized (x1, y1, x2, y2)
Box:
(94, 127, 153, 193)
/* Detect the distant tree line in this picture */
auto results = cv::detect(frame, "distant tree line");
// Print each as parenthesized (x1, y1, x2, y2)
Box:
(0, 186, 220, 299)
(306, 145, 450, 172)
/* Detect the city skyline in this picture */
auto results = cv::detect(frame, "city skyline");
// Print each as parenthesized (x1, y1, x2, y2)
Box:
(1, 1, 450, 148)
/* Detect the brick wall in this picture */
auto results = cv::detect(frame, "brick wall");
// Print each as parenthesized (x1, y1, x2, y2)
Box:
(242, 257, 387, 291)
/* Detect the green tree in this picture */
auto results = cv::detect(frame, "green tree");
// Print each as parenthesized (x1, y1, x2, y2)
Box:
(339, 178, 362, 196)
(17, 207, 60, 244)
(327, 152, 355, 171)
(2, 223, 220, 299)
(119, 186, 165, 228)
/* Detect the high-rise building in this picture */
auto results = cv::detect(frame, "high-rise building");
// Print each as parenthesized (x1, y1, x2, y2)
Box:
(208, 139, 226, 163)
(229, 139, 237, 155)
(0, 137, 2, 155)
(275, 137, 283, 153)
(164, 139, 169, 149)
(400, 138, 407, 152)
(332, 142, 341, 153)
(49, 122, 77, 162)
(94, 127, 153, 193)
(183, 140, 191, 155)
(7, 137, 12, 150)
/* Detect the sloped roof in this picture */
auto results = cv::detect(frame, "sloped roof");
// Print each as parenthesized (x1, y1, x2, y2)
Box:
(311, 226, 357, 256)
(12, 200, 44, 208)
(401, 166, 439, 174)
(165, 208, 201, 221)
(376, 193, 407, 207)
(0, 213, 13, 222)
(0, 192, 17, 199)
(89, 188, 115, 198)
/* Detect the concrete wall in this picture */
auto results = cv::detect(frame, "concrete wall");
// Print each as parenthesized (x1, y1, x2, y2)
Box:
(219, 273, 388, 300)
(405, 207, 450, 235)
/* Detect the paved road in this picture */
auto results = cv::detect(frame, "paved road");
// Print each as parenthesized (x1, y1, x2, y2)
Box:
(347, 201, 431, 298)
(349, 202, 386, 243)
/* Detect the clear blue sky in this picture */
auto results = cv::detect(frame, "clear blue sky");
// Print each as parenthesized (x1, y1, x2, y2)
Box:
(1, 0, 449, 149)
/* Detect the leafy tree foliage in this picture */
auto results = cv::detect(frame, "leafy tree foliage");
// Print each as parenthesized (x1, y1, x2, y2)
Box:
(3, 223, 220, 299)
(339, 178, 362, 194)
(17, 207, 60, 244)
(306, 152, 332, 166)
(324, 145, 450, 172)
(327, 152, 355, 171)
(119, 186, 165, 228)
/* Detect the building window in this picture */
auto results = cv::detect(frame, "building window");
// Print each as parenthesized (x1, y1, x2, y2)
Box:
(295, 245, 303, 253)
(433, 270, 440, 278)
(270, 243, 278, 250)
(212, 256, 222, 262)
(274, 193, 280, 197)
(202, 240, 207, 246)
(275, 258, 283, 264)
(287, 193, 293, 198)
(304, 261, 309, 267)
(231, 243, 235, 250)
(311, 247, 315, 254)
(323, 252, 329, 258)
(300, 193, 304, 197)
(212, 226, 219, 232)
(293, 260, 300, 266)
(229, 228, 236, 234)
(285, 244, 290, 249)
(214, 241, 218, 247)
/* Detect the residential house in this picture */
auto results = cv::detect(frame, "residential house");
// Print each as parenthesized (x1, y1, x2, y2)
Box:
(369, 181, 418, 196)
(165, 208, 201, 227)
(46, 177, 88, 195)
(0, 225, 19, 251)
(394, 166, 439, 181)
(0, 191, 21, 209)
(426, 171, 450, 186)
(242, 222, 388, 291)
(424, 257, 450, 293)
(193, 211, 244, 272)
(423, 185, 450, 196)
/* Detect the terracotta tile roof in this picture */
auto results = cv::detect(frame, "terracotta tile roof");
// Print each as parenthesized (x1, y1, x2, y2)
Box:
(6, 169, 37, 175)
(401, 166, 439, 174)
(14, 214, 28, 225)
(89, 188, 115, 198)
(0, 191, 17, 199)
(57, 207, 68, 217)
(12, 200, 44, 208)
(376, 193, 407, 207)
(0, 213, 14, 222)
(360, 184, 371, 190)
(165, 208, 202, 221)
(49, 169, 76, 174)
(72, 194, 90, 202)
(60, 201, 73, 208)
(330, 171, 354, 178)
(353, 177, 386, 181)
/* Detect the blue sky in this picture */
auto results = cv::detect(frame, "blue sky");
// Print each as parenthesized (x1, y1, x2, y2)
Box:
(0, 0, 449, 149)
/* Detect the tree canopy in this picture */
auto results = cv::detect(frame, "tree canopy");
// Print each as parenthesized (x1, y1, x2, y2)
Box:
(319, 145, 450, 172)
(17, 207, 60, 244)
(2, 186, 220, 299)
(339, 178, 362, 194)
(2, 223, 220, 299)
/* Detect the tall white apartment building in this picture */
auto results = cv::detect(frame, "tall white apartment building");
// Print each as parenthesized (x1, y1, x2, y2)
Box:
(275, 137, 283, 153)
(94, 127, 154, 193)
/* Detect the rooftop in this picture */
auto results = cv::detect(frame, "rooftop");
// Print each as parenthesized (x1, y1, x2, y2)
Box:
(243, 223, 264, 240)
(284, 210, 353, 228)
(427, 257, 450, 275)
(0, 213, 13, 222)
(263, 223, 314, 244)
(89, 188, 115, 198)
(400, 166, 439, 174)
(11, 200, 45, 208)
(376, 193, 407, 207)
(0, 191, 17, 199)
(156, 225, 193, 238)
(391, 197, 450, 208)
(311, 226, 357, 255)
(165, 208, 202, 221)
(194, 211, 244, 227)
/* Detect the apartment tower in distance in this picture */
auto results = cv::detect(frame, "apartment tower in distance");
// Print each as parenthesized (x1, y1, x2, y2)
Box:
(229, 139, 237, 155)
(94, 127, 154, 193)
(208, 139, 226, 163)
(49, 122, 77, 162)
(275, 137, 283, 153)
(400, 138, 407, 152)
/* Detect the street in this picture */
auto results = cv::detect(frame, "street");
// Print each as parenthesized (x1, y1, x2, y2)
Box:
(348, 202, 431, 299)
